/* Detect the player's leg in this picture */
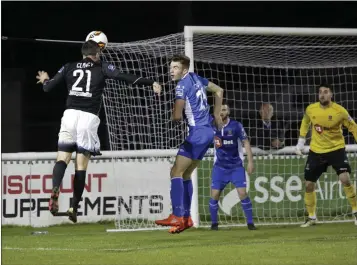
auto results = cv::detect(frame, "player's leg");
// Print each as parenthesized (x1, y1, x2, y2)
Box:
(209, 165, 227, 230)
(232, 167, 256, 230)
(182, 160, 200, 228)
(67, 111, 100, 223)
(67, 152, 91, 223)
(330, 149, 357, 225)
(50, 110, 77, 215)
(155, 154, 193, 228)
(301, 151, 326, 227)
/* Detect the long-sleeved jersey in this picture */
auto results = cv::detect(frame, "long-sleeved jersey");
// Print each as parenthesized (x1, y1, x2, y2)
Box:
(43, 57, 155, 115)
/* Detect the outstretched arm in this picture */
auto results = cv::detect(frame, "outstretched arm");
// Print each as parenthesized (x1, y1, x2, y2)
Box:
(36, 67, 65, 92)
(103, 63, 161, 94)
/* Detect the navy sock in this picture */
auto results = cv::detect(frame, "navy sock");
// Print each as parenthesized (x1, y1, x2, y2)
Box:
(241, 197, 253, 224)
(209, 198, 219, 224)
(170, 177, 184, 217)
(183, 179, 193, 217)
(72, 170, 86, 211)
(52, 160, 67, 189)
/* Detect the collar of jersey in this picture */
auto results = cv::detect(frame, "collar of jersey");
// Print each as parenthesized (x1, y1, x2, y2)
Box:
(181, 73, 189, 80)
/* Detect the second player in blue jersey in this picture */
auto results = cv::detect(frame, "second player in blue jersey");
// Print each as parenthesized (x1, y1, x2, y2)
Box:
(155, 55, 224, 234)
(209, 104, 257, 230)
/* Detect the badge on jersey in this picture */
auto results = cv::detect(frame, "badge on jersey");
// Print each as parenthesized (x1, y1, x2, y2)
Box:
(175, 85, 184, 97)
(108, 64, 116, 71)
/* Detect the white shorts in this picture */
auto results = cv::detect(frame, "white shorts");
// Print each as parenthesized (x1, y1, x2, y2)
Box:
(58, 109, 101, 155)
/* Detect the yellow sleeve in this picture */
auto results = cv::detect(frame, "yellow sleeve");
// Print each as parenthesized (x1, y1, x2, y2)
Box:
(342, 108, 357, 142)
(299, 108, 311, 138)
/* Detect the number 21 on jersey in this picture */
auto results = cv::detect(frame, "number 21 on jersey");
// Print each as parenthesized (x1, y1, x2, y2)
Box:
(72, 69, 92, 93)
(196, 87, 208, 111)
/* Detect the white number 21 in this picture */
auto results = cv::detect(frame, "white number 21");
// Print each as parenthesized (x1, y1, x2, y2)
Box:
(72, 69, 92, 92)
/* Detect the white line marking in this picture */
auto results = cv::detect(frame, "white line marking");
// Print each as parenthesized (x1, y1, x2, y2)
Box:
(3, 247, 142, 252)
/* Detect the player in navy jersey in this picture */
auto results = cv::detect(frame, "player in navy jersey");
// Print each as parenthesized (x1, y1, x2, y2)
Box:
(36, 40, 161, 223)
(210, 104, 257, 230)
(155, 55, 224, 234)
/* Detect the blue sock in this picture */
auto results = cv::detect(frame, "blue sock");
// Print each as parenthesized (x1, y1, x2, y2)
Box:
(209, 198, 219, 224)
(183, 179, 193, 217)
(241, 197, 253, 224)
(170, 177, 184, 217)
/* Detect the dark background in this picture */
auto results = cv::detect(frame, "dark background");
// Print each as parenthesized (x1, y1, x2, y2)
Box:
(2, 1, 357, 153)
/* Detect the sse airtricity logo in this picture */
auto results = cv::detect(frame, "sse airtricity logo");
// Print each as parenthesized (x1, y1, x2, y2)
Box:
(218, 171, 250, 215)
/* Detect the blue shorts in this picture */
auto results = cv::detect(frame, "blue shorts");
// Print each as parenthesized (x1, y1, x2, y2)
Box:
(211, 165, 247, 190)
(177, 125, 214, 160)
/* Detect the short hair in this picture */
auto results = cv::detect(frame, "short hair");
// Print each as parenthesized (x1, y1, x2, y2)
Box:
(170, 54, 190, 69)
(318, 83, 333, 92)
(82, 40, 100, 56)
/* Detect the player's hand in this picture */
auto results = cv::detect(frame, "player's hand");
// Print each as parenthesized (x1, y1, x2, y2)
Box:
(214, 115, 224, 130)
(295, 137, 306, 156)
(152, 82, 161, 95)
(36, 71, 50, 84)
(247, 162, 254, 174)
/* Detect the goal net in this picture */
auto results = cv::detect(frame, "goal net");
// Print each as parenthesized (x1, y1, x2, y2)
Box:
(101, 27, 357, 231)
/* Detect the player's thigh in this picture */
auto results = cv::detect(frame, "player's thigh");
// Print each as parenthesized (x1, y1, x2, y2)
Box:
(211, 165, 229, 192)
(182, 160, 201, 180)
(58, 109, 78, 153)
(177, 125, 214, 161)
(171, 155, 193, 177)
(56, 151, 72, 164)
(328, 148, 352, 176)
(76, 111, 101, 155)
(304, 150, 327, 183)
(231, 167, 248, 198)
(75, 152, 91, 171)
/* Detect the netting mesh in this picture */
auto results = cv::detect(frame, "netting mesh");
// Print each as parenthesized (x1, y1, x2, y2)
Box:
(101, 29, 357, 231)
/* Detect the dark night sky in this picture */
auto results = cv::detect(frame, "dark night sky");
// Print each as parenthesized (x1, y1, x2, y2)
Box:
(2, 1, 357, 153)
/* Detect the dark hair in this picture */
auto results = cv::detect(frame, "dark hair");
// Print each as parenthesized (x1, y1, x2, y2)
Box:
(82, 40, 100, 56)
(170, 54, 190, 69)
(318, 83, 333, 92)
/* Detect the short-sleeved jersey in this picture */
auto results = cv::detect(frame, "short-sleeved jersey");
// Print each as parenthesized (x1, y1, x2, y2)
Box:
(43, 58, 154, 116)
(212, 117, 249, 169)
(300, 102, 357, 153)
(175, 73, 210, 127)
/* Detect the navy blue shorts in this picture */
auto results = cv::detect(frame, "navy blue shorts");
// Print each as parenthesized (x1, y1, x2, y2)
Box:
(211, 165, 247, 190)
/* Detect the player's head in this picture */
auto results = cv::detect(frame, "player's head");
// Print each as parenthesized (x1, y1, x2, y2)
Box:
(259, 103, 274, 121)
(82, 40, 101, 62)
(318, 84, 333, 106)
(169, 55, 190, 81)
(220, 103, 230, 121)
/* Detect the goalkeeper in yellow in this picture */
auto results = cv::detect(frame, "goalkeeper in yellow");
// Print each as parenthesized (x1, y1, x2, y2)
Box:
(295, 84, 357, 227)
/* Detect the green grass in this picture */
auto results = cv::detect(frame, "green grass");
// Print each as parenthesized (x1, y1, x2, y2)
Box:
(2, 222, 357, 265)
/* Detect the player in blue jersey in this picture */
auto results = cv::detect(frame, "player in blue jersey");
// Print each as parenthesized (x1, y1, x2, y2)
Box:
(155, 55, 224, 234)
(210, 104, 257, 230)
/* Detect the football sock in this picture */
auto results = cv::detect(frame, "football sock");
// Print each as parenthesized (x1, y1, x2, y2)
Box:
(183, 179, 193, 217)
(72, 170, 86, 211)
(209, 198, 219, 224)
(343, 185, 357, 213)
(241, 196, 253, 224)
(304, 191, 317, 219)
(170, 177, 184, 217)
(52, 160, 67, 189)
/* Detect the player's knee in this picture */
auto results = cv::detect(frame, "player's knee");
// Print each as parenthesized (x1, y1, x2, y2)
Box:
(305, 181, 315, 192)
(338, 172, 351, 186)
(56, 152, 72, 164)
(237, 188, 248, 200)
(211, 189, 220, 200)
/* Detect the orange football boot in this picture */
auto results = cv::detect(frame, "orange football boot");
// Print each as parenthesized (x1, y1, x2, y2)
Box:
(184, 216, 194, 229)
(155, 214, 183, 227)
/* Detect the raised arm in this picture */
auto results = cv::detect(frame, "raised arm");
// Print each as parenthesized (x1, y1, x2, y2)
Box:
(36, 66, 66, 92)
(207, 81, 224, 128)
(342, 108, 357, 142)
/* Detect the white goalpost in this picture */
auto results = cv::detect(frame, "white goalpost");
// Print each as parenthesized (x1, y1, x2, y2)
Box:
(99, 26, 357, 232)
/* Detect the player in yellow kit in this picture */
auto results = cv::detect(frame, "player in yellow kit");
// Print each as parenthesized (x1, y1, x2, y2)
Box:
(295, 84, 357, 227)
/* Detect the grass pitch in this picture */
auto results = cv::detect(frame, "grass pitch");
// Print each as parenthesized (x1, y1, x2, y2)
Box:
(2, 222, 357, 265)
